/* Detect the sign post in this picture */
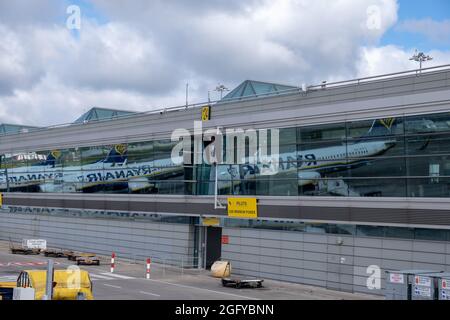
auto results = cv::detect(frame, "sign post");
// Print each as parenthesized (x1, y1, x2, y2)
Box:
(146, 258, 151, 279)
(44, 260, 54, 300)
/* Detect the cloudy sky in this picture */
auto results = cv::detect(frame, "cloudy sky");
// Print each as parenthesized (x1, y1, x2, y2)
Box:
(0, 0, 449, 126)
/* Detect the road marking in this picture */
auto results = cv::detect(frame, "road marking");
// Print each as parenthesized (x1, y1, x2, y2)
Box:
(139, 291, 161, 297)
(143, 279, 259, 300)
(90, 273, 114, 280)
(100, 272, 135, 279)
(0, 261, 60, 267)
(103, 284, 122, 289)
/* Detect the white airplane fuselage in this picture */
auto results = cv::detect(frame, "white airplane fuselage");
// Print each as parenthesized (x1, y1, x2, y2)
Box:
(0, 140, 394, 192)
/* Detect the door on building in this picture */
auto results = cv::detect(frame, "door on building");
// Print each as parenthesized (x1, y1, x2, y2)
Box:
(205, 227, 222, 269)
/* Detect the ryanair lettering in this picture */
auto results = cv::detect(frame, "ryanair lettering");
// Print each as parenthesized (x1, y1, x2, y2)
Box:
(84, 165, 157, 183)
(7, 173, 63, 184)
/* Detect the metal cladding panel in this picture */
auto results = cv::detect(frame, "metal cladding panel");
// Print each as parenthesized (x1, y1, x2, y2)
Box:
(0, 211, 195, 265)
(4, 193, 450, 227)
(221, 226, 450, 295)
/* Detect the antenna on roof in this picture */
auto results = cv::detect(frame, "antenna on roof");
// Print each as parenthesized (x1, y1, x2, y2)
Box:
(410, 50, 433, 72)
(215, 84, 229, 99)
(185, 83, 189, 109)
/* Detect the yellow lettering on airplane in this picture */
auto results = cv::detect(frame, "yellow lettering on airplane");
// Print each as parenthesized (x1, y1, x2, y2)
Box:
(51, 150, 61, 159)
(115, 144, 127, 155)
(380, 118, 395, 130)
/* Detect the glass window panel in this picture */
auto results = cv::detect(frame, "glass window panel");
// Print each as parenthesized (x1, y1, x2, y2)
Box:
(128, 141, 154, 163)
(298, 141, 348, 160)
(278, 127, 297, 146)
(407, 177, 450, 197)
(151, 180, 189, 195)
(347, 117, 403, 138)
(406, 133, 450, 156)
(346, 135, 404, 157)
(257, 179, 298, 196)
(61, 148, 81, 168)
(356, 225, 385, 237)
(349, 157, 406, 177)
(405, 112, 450, 134)
(384, 227, 414, 239)
(414, 228, 450, 241)
(326, 224, 356, 235)
(298, 122, 346, 143)
(80, 146, 105, 168)
(299, 178, 349, 196)
(343, 178, 407, 197)
(153, 139, 176, 160)
(216, 179, 256, 195)
(406, 155, 450, 177)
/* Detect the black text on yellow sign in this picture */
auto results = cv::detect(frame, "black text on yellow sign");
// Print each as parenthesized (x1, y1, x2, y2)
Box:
(227, 198, 258, 219)
(201, 105, 211, 121)
(201, 217, 220, 227)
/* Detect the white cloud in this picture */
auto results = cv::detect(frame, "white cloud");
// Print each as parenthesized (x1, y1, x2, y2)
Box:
(357, 45, 450, 77)
(0, 73, 197, 127)
(7, 0, 448, 128)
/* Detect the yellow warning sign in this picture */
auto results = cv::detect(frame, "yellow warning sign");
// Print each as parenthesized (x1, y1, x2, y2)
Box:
(0, 193, 2, 207)
(201, 217, 220, 226)
(201, 105, 211, 121)
(227, 198, 257, 219)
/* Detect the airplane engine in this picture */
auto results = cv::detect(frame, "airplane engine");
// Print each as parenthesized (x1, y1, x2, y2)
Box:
(128, 177, 154, 192)
(298, 171, 321, 186)
(39, 183, 78, 193)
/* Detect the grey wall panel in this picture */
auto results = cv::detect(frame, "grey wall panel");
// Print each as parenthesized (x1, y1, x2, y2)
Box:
(221, 226, 450, 295)
(413, 242, 447, 253)
(0, 212, 195, 265)
(381, 250, 412, 261)
(381, 239, 413, 251)
(412, 252, 446, 264)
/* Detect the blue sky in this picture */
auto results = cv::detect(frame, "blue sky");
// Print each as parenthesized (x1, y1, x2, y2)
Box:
(381, 0, 450, 51)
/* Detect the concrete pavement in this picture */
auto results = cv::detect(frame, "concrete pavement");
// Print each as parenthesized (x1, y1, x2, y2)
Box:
(0, 240, 382, 300)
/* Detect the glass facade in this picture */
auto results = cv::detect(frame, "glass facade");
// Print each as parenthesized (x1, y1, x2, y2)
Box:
(1, 112, 450, 197)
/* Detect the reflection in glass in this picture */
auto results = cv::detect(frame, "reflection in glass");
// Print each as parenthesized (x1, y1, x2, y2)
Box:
(1, 112, 450, 198)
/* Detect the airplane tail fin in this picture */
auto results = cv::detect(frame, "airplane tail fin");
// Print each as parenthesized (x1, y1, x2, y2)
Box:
(361, 117, 397, 139)
(103, 144, 128, 165)
(33, 150, 61, 167)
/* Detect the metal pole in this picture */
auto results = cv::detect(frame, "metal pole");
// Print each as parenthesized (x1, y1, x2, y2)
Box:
(214, 163, 225, 209)
(186, 83, 189, 107)
(203, 228, 208, 269)
(214, 164, 218, 208)
(197, 226, 203, 270)
(181, 257, 184, 278)
(44, 260, 54, 300)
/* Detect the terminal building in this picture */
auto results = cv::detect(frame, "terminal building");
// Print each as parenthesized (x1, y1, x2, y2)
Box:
(1, 66, 450, 294)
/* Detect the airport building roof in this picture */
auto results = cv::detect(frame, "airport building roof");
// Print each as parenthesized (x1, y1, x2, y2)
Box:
(73, 107, 136, 124)
(0, 123, 39, 135)
(221, 80, 298, 100)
